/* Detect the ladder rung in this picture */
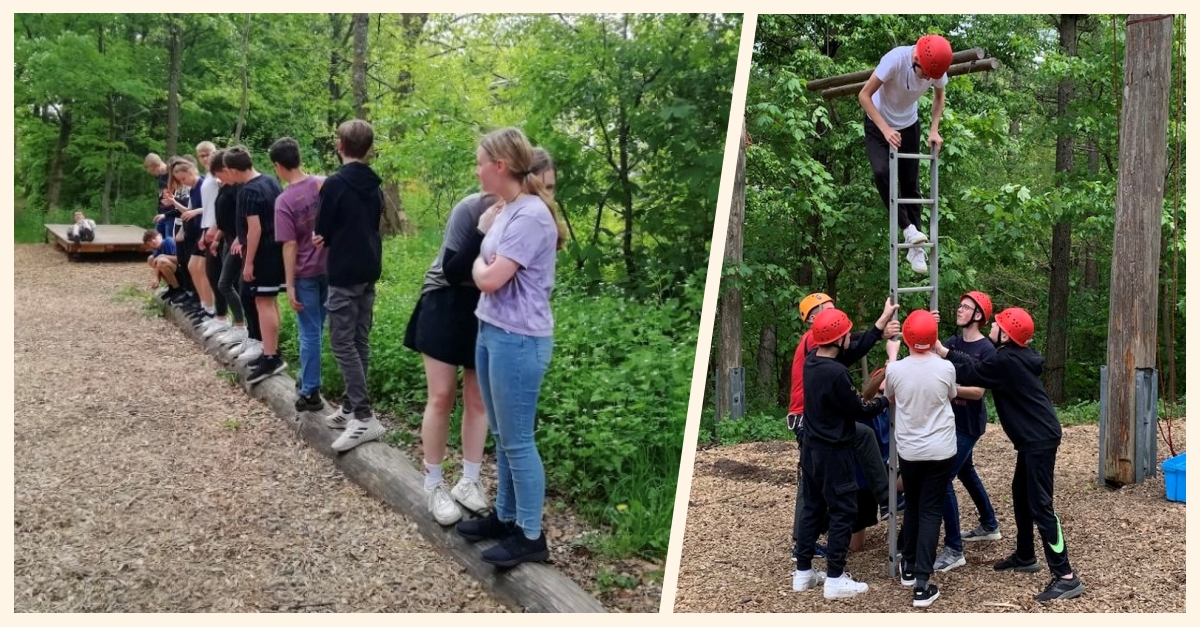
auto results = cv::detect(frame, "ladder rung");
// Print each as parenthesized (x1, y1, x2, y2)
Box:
(892, 152, 935, 161)
(896, 242, 936, 250)
(894, 198, 936, 205)
(895, 286, 935, 295)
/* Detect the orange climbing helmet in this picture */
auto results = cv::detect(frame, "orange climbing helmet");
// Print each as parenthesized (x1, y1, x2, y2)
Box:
(811, 308, 853, 346)
(961, 291, 994, 324)
(916, 34, 953, 80)
(902, 309, 938, 353)
(799, 292, 834, 322)
(994, 307, 1035, 347)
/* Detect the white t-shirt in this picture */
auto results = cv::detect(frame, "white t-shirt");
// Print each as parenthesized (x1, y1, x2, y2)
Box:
(885, 354, 957, 461)
(199, 174, 220, 229)
(871, 45, 949, 130)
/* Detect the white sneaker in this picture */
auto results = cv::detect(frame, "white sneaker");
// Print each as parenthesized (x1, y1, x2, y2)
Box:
(793, 569, 827, 591)
(903, 224, 929, 245)
(324, 405, 353, 430)
(235, 340, 263, 364)
(201, 319, 230, 338)
(823, 572, 869, 599)
(907, 246, 929, 274)
(427, 484, 463, 526)
(450, 477, 489, 514)
(217, 327, 248, 346)
(331, 417, 386, 452)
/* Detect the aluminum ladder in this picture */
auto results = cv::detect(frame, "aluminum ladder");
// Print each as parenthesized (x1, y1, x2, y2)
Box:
(885, 144, 939, 578)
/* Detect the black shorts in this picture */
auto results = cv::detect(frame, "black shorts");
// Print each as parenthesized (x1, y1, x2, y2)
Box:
(249, 243, 286, 296)
(403, 285, 481, 369)
(852, 487, 878, 533)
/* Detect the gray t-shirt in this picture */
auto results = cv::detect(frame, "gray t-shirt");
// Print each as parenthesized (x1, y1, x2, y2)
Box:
(474, 194, 558, 337)
(886, 354, 957, 461)
(421, 193, 491, 295)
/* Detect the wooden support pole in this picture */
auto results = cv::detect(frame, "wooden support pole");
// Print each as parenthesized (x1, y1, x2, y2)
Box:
(1103, 14, 1173, 486)
(820, 58, 1000, 100)
(805, 47, 986, 92)
(159, 303, 608, 613)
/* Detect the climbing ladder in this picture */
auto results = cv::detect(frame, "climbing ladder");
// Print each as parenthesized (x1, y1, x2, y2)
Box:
(885, 144, 939, 578)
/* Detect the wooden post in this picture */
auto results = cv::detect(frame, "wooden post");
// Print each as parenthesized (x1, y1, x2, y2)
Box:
(716, 120, 746, 421)
(805, 48, 986, 92)
(1102, 14, 1173, 487)
(820, 58, 1000, 100)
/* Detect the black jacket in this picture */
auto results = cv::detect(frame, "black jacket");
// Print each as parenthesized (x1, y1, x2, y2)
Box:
(315, 162, 383, 287)
(802, 351, 889, 449)
(946, 344, 1062, 452)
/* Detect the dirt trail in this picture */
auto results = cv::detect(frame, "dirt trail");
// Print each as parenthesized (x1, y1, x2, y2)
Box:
(13, 244, 507, 612)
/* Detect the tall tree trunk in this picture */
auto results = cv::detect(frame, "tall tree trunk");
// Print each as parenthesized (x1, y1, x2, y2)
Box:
(323, 13, 348, 162)
(1045, 14, 1080, 405)
(756, 323, 777, 404)
(234, 14, 251, 144)
(379, 13, 427, 238)
(351, 13, 369, 119)
(618, 102, 636, 285)
(46, 105, 72, 212)
(102, 95, 117, 224)
(165, 14, 182, 157)
(1103, 14, 1173, 486)
(716, 121, 747, 421)
(1082, 135, 1100, 291)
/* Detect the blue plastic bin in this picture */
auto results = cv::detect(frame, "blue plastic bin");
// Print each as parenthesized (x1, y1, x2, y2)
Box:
(1162, 452, 1186, 503)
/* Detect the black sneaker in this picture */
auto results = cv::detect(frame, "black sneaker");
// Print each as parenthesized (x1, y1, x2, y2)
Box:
(456, 511, 515, 543)
(994, 552, 1042, 573)
(1035, 575, 1084, 601)
(295, 390, 324, 412)
(246, 355, 286, 384)
(480, 528, 550, 568)
(900, 558, 916, 586)
(913, 583, 940, 608)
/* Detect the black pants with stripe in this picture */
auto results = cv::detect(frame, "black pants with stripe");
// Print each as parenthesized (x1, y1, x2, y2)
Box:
(1013, 447, 1073, 576)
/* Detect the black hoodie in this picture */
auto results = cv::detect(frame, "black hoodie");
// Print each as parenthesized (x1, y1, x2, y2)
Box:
(945, 344, 1062, 452)
(802, 350, 889, 449)
(315, 161, 384, 287)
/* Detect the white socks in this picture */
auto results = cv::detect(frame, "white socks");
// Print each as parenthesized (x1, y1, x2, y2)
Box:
(424, 462, 443, 490)
(463, 459, 482, 482)
(426, 459, 482, 488)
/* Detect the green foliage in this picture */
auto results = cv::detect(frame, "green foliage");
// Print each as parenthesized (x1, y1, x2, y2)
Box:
(703, 412, 794, 446)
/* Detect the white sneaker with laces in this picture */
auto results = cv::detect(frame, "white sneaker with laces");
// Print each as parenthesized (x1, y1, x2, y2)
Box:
(823, 572, 869, 599)
(907, 246, 929, 274)
(217, 327, 248, 347)
(202, 319, 230, 338)
(450, 477, 489, 514)
(235, 340, 263, 364)
(324, 405, 354, 430)
(427, 484, 463, 526)
(331, 417, 386, 452)
(792, 569, 827, 591)
(903, 224, 929, 245)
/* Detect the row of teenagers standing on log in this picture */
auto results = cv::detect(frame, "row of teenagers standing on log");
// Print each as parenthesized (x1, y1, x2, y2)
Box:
(404, 127, 566, 568)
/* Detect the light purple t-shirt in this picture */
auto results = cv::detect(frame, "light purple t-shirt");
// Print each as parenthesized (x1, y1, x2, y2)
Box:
(475, 194, 558, 337)
(274, 175, 328, 280)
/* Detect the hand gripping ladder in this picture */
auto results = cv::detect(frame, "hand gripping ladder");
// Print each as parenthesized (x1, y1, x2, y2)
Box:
(885, 144, 939, 578)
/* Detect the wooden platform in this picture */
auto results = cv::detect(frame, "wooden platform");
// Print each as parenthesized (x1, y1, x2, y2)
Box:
(45, 224, 150, 259)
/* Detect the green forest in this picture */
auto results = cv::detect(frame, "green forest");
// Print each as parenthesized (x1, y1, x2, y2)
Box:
(13, 13, 742, 560)
(706, 14, 1185, 442)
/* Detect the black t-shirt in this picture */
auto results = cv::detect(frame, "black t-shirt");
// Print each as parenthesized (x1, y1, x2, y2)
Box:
(236, 174, 283, 248)
(944, 335, 995, 439)
(216, 183, 240, 237)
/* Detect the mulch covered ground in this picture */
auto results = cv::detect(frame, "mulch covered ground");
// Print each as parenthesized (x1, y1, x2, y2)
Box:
(674, 417, 1187, 612)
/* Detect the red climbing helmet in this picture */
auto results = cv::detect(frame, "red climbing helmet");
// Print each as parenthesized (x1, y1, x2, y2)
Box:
(811, 308, 853, 346)
(902, 309, 938, 353)
(961, 291, 994, 324)
(916, 34, 953, 80)
(994, 307, 1035, 347)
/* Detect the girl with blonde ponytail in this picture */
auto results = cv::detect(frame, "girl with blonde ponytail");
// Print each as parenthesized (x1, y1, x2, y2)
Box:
(453, 127, 561, 567)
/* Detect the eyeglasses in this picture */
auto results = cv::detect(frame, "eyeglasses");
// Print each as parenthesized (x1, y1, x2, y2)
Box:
(957, 304, 977, 312)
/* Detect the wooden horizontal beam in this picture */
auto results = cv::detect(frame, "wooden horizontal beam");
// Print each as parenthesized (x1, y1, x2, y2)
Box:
(159, 301, 608, 613)
(805, 47, 986, 92)
(820, 57, 1001, 100)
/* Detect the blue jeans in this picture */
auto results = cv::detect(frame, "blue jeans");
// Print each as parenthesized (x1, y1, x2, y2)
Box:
(294, 276, 328, 396)
(943, 431, 999, 551)
(476, 321, 553, 539)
